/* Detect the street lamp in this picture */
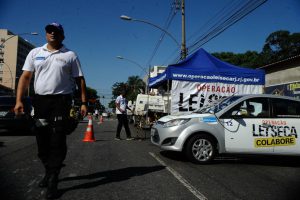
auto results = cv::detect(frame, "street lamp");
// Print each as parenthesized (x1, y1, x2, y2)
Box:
(120, 15, 181, 48)
(0, 32, 38, 46)
(116, 55, 148, 73)
(116, 55, 150, 93)
(0, 31, 38, 94)
(120, 14, 187, 59)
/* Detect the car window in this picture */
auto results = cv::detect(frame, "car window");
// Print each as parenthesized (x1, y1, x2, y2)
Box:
(221, 97, 269, 118)
(193, 95, 242, 114)
(248, 98, 269, 117)
(271, 98, 300, 118)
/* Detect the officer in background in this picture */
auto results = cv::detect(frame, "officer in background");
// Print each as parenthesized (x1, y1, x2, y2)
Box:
(14, 22, 87, 199)
(115, 90, 134, 140)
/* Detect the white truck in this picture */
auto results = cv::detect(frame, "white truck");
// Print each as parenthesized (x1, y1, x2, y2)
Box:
(133, 94, 169, 128)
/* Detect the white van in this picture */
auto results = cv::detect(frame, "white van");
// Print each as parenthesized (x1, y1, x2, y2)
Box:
(151, 94, 300, 164)
(134, 94, 166, 115)
(134, 94, 169, 128)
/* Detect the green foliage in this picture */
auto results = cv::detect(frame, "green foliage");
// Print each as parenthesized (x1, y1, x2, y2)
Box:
(260, 30, 300, 65)
(212, 30, 300, 68)
(126, 76, 146, 101)
(111, 82, 128, 98)
(86, 87, 99, 99)
(73, 86, 105, 112)
(108, 76, 145, 109)
(108, 99, 115, 109)
(212, 51, 260, 68)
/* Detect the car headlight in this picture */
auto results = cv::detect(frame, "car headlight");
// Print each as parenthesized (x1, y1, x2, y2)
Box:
(163, 118, 191, 128)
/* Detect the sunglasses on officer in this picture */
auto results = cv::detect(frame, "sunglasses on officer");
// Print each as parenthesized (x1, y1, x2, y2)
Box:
(46, 28, 62, 34)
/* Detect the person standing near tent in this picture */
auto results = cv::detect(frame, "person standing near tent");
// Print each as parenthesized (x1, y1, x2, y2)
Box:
(115, 90, 134, 140)
(94, 109, 99, 119)
(14, 22, 87, 199)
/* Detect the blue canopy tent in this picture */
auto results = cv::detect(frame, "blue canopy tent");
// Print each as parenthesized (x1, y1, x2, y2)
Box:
(149, 48, 265, 88)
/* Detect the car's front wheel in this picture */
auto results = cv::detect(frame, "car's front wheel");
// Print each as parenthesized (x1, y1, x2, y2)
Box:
(185, 134, 217, 164)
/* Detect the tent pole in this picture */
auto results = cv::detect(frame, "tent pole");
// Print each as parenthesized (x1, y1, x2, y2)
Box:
(167, 80, 170, 115)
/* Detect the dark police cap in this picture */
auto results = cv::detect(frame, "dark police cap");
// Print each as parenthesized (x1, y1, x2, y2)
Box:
(45, 22, 64, 35)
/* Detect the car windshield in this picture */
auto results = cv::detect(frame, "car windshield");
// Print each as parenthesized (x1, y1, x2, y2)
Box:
(194, 96, 242, 114)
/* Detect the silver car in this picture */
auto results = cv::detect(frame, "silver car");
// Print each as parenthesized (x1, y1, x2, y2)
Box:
(151, 94, 300, 164)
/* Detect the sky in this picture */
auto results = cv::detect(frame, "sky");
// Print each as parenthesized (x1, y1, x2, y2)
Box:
(1, 0, 300, 106)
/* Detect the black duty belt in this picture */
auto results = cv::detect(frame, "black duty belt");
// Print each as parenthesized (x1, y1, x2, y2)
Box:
(34, 94, 72, 99)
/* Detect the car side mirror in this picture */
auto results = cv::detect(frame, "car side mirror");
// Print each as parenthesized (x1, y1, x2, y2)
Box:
(231, 110, 240, 116)
(231, 110, 247, 118)
(239, 110, 248, 116)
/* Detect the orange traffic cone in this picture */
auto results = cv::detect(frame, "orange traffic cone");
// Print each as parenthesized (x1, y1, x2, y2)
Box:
(83, 115, 95, 142)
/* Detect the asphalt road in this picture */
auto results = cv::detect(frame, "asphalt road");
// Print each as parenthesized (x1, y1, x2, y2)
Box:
(1, 117, 300, 200)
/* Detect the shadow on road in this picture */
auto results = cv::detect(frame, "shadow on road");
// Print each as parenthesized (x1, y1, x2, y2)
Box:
(0, 129, 35, 136)
(58, 165, 165, 197)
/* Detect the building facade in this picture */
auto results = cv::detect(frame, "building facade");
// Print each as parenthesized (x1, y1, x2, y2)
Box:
(0, 29, 35, 95)
(259, 55, 300, 99)
(148, 65, 167, 95)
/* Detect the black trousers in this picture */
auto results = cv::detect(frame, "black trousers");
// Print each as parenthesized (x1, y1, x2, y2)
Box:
(33, 94, 72, 175)
(116, 114, 131, 138)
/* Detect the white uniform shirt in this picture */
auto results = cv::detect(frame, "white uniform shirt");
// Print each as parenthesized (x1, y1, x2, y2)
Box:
(22, 44, 84, 95)
(115, 95, 127, 114)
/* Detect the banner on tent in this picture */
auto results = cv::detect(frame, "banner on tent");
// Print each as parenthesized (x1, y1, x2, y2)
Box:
(171, 80, 263, 114)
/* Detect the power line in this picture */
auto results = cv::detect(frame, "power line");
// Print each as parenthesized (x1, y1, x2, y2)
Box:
(189, 0, 267, 54)
(171, 0, 267, 62)
(187, 0, 240, 43)
(146, 0, 180, 67)
(189, 0, 268, 54)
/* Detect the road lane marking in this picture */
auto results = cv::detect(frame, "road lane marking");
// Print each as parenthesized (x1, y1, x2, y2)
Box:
(149, 152, 207, 200)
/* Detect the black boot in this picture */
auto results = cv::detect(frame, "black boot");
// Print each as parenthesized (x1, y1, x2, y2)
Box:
(38, 173, 50, 188)
(46, 174, 59, 199)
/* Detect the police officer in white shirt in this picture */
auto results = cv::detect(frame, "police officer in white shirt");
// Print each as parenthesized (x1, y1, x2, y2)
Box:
(115, 90, 133, 140)
(14, 22, 87, 199)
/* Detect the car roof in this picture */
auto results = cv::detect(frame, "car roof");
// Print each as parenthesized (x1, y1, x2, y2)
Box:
(233, 94, 300, 102)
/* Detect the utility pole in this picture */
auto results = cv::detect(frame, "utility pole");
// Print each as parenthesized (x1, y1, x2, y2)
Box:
(145, 65, 151, 127)
(181, 0, 187, 59)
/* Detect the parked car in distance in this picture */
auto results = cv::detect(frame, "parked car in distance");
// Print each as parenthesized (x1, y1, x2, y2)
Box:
(102, 112, 108, 117)
(0, 96, 34, 132)
(151, 94, 300, 164)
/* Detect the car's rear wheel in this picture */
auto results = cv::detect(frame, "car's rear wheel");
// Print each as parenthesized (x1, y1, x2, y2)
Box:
(185, 134, 217, 164)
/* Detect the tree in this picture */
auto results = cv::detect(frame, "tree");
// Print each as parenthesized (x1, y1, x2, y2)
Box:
(108, 76, 145, 109)
(73, 86, 104, 112)
(261, 30, 290, 64)
(111, 82, 128, 98)
(126, 76, 146, 101)
(260, 30, 300, 65)
(86, 87, 99, 100)
(289, 33, 300, 55)
(213, 30, 300, 68)
(212, 51, 259, 68)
